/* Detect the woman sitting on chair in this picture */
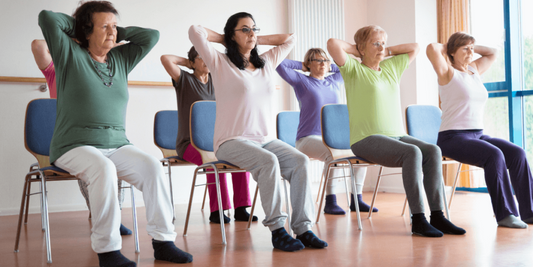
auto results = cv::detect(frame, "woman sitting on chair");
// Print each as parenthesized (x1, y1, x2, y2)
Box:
(39, 1, 191, 265)
(276, 49, 376, 215)
(327, 25, 465, 237)
(189, 12, 327, 251)
(427, 32, 533, 228)
(161, 47, 256, 224)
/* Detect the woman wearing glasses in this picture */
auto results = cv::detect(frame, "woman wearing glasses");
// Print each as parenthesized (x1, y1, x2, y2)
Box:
(327, 25, 465, 237)
(189, 12, 327, 251)
(276, 49, 377, 215)
(428, 32, 533, 228)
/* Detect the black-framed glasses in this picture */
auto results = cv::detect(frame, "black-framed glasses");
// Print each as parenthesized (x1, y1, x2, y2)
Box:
(235, 27, 260, 34)
(311, 59, 330, 63)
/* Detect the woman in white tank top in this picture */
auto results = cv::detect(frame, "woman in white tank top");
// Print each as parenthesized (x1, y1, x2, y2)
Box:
(427, 32, 533, 229)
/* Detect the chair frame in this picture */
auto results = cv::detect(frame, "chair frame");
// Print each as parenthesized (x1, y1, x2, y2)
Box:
(15, 99, 139, 263)
(183, 101, 248, 245)
(153, 110, 196, 223)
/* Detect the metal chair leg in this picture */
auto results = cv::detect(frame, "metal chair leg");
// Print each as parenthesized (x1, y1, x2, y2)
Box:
(316, 165, 327, 203)
(316, 163, 332, 223)
(401, 197, 408, 216)
(247, 186, 259, 230)
(349, 163, 362, 230)
(343, 165, 351, 210)
(213, 166, 227, 245)
(14, 176, 31, 252)
(165, 160, 176, 224)
(448, 163, 462, 210)
(40, 173, 52, 263)
(282, 179, 292, 236)
(442, 179, 450, 220)
(184, 169, 200, 236)
(201, 186, 208, 210)
(24, 178, 32, 224)
(368, 166, 384, 219)
(130, 185, 140, 253)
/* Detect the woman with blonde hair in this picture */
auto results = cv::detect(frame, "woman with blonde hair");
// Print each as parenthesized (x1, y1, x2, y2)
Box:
(276, 48, 376, 215)
(328, 25, 465, 237)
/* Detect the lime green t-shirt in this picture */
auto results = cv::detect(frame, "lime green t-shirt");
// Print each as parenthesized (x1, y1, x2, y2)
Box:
(339, 53, 409, 145)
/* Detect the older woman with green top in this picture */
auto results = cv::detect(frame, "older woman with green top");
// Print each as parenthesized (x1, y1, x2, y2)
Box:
(327, 25, 465, 237)
(39, 1, 191, 266)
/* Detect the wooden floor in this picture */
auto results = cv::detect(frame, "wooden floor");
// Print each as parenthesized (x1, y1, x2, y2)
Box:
(2, 192, 533, 267)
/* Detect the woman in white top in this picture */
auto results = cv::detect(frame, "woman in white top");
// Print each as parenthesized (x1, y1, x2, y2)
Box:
(427, 31, 533, 228)
(189, 12, 326, 251)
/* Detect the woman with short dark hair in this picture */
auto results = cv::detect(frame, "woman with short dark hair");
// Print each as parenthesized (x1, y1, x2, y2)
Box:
(39, 1, 192, 265)
(189, 12, 327, 252)
(428, 31, 533, 229)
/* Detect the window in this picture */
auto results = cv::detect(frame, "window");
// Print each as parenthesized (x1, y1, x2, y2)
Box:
(470, 0, 533, 161)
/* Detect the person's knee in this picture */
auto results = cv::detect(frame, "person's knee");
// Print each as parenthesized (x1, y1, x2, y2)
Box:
(426, 144, 442, 159)
(486, 148, 506, 167)
(293, 153, 310, 168)
(405, 145, 422, 162)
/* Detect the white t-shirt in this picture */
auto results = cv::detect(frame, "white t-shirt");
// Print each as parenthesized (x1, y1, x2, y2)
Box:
(189, 25, 295, 153)
(439, 65, 488, 132)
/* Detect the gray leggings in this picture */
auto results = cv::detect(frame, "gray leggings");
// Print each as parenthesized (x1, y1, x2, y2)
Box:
(216, 139, 314, 235)
(351, 135, 444, 214)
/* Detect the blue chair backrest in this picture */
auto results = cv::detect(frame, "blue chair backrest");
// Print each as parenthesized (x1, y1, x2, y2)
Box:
(190, 101, 216, 152)
(25, 98, 57, 156)
(321, 104, 351, 150)
(154, 110, 178, 150)
(277, 111, 300, 147)
(405, 105, 442, 145)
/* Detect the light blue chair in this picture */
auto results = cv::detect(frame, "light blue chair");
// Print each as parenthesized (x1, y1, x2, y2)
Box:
(406, 104, 473, 213)
(184, 101, 249, 244)
(153, 110, 196, 222)
(15, 99, 139, 263)
(317, 104, 391, 228)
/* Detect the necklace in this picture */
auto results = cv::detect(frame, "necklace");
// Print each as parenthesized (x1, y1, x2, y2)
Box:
(88, 51, 114, 87)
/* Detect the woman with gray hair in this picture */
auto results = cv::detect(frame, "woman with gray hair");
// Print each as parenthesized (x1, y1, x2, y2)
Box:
(328, 25, 465, 237)
(276, 48, 376, 215)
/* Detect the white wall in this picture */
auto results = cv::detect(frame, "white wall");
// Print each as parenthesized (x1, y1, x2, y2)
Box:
(0, 0, 288, 215)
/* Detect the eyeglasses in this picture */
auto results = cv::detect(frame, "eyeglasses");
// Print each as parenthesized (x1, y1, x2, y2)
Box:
(371, 41, 386, 48)
(311, 59, 330, 63)
(235, 27, 260, 34)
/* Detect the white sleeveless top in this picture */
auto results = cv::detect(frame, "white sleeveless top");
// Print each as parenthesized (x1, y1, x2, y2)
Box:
(439, 65, 488, 132)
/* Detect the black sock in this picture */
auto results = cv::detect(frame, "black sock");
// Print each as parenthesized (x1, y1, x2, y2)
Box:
(350, 194, 378, 212)
(97, 250, 135, 267)
(209, 210, 230, 224)
(152, 239, 193, 263)
(271, 227, 305, 252)
(411, 213, 443, 237)
(234, 206, 258, 222)
(296, 231, 328, 248)
(430, 210, 466, 235)
(119, 224, 132, 236)
(324, 195, 346, 215)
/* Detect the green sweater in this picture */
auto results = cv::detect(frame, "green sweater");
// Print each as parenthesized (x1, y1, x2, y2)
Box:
(38, 10, 159, 163)
(339, 53, 409, 146)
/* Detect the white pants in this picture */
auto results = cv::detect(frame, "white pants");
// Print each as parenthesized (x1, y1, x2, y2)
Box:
(295, 135, 366, 195)
(55, 145, 176, 253)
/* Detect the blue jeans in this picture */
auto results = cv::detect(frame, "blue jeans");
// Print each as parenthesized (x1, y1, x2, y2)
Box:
(437, 129, 533, 221)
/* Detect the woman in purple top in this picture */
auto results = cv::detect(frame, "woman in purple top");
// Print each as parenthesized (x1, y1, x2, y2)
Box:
(276, 48, 377, 215)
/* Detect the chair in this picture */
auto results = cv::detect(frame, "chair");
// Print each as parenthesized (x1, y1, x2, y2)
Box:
(183, 101, 248, 245)
(15, 99, 139, 263)
(406, 104, 476, 212)
(316, 104, 391, 228)
(153, 110, 196, 223)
